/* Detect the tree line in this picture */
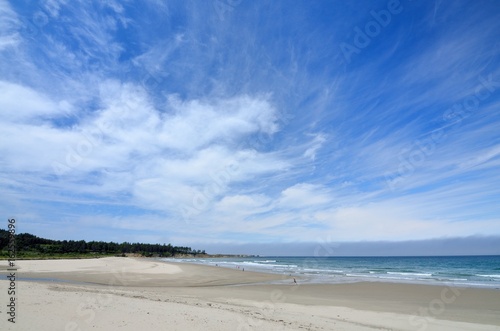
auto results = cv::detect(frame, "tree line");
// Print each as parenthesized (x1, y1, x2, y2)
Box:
(0, 229, 205, 258)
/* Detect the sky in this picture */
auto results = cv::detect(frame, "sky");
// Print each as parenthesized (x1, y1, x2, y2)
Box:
(1, 0, 500, 255)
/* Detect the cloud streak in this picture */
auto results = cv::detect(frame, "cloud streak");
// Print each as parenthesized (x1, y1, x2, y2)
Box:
(1, 1, 499, 253)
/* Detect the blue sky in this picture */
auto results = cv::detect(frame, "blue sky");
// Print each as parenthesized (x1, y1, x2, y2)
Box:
(1, 0, 500, 254)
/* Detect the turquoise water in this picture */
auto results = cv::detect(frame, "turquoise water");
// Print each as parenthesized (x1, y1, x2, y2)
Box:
(163, 255, 500, 288)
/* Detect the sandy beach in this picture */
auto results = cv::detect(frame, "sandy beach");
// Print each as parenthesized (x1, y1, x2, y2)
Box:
(1, 257, 499, 330)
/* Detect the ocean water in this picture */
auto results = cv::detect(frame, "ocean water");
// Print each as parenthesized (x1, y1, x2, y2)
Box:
(163, 255, 500, 288)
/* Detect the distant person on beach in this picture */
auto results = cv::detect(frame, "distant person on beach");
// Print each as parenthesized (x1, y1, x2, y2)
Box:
(293, 278, 297, 284)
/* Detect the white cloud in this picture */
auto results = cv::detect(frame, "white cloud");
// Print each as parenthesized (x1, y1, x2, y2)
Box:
(41, 0, 67, 18)
(0, 77, 290, 223)
(216, 194, 270, 211)
(303, 133, 326, 160)
(458, 144, 500, 170)
(158, 94, 279, 153)
(0, 81, 74, 122)
(314, 202, 500, 242)
(1, 1, 499, 246)
(0, 0, 20, 50)
(278, 183, 332, 209)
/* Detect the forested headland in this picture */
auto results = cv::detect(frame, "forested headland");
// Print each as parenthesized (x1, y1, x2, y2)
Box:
(0, 229, 206, 259)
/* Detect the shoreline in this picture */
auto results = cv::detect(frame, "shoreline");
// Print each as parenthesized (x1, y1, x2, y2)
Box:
(1, 257, 499, 330)
(163, 256, 500, 290)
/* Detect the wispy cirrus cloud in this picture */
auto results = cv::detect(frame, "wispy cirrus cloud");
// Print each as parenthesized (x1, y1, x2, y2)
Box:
(0, 0, 20, 50)
(0, 0, 499, 253)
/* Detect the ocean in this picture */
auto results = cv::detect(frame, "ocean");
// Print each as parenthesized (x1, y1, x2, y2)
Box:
(163, 255, 500, 288)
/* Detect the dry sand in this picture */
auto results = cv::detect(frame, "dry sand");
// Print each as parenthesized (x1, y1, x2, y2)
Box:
(1, 257, 499, 330)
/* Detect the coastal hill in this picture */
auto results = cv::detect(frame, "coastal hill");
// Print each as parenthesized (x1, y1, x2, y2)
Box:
(0, 229, 206, 259)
